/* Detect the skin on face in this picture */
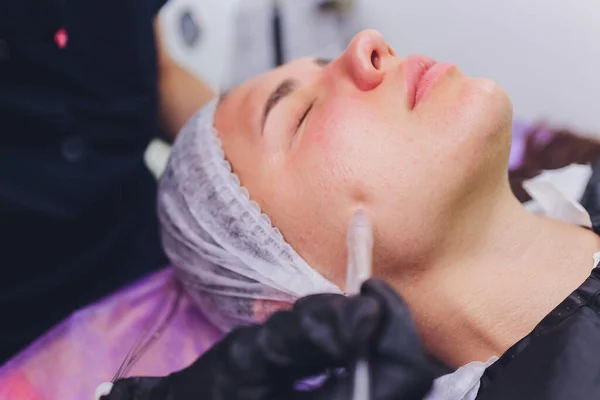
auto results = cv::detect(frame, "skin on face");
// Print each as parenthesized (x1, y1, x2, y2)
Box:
(214, 30, 513, 288)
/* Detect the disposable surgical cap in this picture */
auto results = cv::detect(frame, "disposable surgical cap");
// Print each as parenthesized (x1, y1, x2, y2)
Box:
(157, 99, 342, 332)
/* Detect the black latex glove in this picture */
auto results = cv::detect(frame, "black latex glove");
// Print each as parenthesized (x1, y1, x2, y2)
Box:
(102, 278, 435, 400)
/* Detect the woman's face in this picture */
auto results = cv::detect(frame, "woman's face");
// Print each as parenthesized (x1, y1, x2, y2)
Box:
(214, 30, 513, 287)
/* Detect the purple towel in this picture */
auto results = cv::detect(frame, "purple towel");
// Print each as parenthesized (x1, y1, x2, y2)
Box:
(0, 268, 222, 400)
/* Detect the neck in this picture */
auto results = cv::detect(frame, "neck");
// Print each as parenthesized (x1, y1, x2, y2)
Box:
(389, 188, 600, 369)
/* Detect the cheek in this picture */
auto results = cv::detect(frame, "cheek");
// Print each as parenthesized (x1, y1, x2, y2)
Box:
(300, 101, 355, 161)
(300, 100, 395, 188)
(301, 93, 387, 151)
(268, 126, 364, 284)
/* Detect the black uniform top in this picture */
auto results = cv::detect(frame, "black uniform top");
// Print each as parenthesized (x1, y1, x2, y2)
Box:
(476, 157, 600, 400)
(0, 0, 168, 362)
(477, 261, 600, 400)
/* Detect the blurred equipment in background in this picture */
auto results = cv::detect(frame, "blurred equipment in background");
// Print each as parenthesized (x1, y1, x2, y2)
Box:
(158, 0, 238, 90)
(272, 0, 284, 67)
(146, 0, 363, 179)
(319, 0, 355, 13)
(179, 8, 201, 49)
(271, 0, 355, 67)
(228, 0, 361, 87)
(145, 0, 239, 176)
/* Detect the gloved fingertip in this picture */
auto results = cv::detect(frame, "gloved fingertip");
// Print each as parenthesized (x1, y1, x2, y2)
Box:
(361, 278, 390, 294)
(345, 296, 381, 345)
(361, 278, 407, 309)
(224, 324, 264, 372)
(294, 293, 346, 313)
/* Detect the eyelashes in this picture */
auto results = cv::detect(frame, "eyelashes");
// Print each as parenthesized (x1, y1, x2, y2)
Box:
(296, 103, 314, 130)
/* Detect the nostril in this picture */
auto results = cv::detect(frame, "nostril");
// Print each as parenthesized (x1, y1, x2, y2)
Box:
(387, 46, 396, 56)
(371, 50, 381, 70)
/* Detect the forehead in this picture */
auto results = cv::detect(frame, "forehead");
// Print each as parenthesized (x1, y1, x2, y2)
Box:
(214, 58, 319, 136)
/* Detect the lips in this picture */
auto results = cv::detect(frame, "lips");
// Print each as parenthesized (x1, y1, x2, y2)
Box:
(404, 55, 454, 108)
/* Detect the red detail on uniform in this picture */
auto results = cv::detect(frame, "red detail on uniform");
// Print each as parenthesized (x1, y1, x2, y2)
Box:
(55, 28, 68, 49)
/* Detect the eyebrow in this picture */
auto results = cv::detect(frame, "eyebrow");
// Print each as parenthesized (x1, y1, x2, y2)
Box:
(314, 57, 331, 67)
(260, 58, 331, 133)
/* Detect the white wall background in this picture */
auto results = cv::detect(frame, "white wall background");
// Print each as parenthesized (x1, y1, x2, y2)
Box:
(159, 0, 600, 134)
(358, 0, 600, 135)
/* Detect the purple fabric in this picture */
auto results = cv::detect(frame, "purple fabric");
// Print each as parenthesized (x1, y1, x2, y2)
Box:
(0, 268, 222, 400)
(509, 118, 554, 170)
(509, 119, 530, 170)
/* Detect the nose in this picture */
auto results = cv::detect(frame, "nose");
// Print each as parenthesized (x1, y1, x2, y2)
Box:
(342, 30, 395, 91)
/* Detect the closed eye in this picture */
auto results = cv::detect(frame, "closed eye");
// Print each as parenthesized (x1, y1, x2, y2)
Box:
(297, 103, 314, 131)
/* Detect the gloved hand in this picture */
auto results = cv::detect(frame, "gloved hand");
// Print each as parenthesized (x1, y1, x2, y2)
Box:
(102, 278, 435, 400)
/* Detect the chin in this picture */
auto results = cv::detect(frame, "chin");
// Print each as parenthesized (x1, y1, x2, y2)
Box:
(464, 78, 513, 141)
(444, 78, 513, 183)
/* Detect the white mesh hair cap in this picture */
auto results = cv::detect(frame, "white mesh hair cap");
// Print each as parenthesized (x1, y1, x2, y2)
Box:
(157, 98, 343, 332)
